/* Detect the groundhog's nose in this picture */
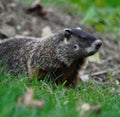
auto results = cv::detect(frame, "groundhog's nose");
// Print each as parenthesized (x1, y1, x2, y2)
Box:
(95, 40, 102, 50)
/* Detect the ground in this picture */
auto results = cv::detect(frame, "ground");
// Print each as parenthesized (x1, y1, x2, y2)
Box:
(0, 0, 120, 117)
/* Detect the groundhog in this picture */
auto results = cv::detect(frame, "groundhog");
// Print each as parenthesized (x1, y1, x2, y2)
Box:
(0, 27, 102, 87)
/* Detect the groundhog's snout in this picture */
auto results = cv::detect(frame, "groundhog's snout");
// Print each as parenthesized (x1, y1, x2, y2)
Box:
(85, 39, 102, 56)
(94, 39, 102, 50)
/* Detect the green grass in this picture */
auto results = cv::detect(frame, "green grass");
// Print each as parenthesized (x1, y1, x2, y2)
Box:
(0, 69, 120, 117)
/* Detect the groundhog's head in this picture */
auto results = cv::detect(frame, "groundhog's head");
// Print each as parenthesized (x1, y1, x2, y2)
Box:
(56, 27, 102, 66)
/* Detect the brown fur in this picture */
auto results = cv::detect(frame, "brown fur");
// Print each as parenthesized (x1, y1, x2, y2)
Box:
(37, 58, 87, 87)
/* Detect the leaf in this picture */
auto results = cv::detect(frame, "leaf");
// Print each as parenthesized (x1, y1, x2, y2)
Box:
(26, 0, 48, 19)
(81, 5, 96, 24)
(95, 24, 105, 31)
(77, 103, 101, 115)
(88, 52, 101, 63)
(18, 87, 45, 109)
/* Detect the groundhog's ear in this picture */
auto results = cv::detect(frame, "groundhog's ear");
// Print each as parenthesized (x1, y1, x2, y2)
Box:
(64, 28, 71, 32)
(75, 27, 81, 30)
(64, 28, 71, 39)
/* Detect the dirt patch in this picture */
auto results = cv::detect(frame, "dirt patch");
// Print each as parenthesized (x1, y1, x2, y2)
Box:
(0, 0, 120, 83)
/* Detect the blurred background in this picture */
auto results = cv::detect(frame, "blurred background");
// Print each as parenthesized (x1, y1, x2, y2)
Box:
(21, 0, 120, 40)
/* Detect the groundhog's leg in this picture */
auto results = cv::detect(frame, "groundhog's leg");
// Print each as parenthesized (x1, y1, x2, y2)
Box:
(27, 64, 47, 81)
(62, 58, 88, 87)
(61, 65, 79, 87)
(28, 67, 39, 80)
(27, 57, 40, 80)
(38, 69, 48, 81)
(63, 73, 80, 87)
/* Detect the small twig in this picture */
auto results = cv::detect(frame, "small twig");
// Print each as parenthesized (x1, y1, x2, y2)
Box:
(90, 66, 120, 77)
(91, 70, 107, 76)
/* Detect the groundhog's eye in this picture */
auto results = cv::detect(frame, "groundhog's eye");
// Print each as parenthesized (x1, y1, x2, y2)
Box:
(64, 30, 71, 40)
(74, 44, 79, 51)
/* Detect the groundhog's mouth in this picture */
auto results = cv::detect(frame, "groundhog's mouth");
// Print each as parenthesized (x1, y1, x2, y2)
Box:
(85, 39, 102, 56)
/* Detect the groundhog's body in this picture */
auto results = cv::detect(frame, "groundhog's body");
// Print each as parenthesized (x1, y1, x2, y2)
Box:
(0, 28, 102, 86)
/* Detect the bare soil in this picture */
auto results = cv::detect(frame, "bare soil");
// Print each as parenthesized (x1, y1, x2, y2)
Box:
(0, 0, 120, 84)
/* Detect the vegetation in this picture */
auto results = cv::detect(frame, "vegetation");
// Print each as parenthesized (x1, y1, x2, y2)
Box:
(0, 70, 120, 117)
